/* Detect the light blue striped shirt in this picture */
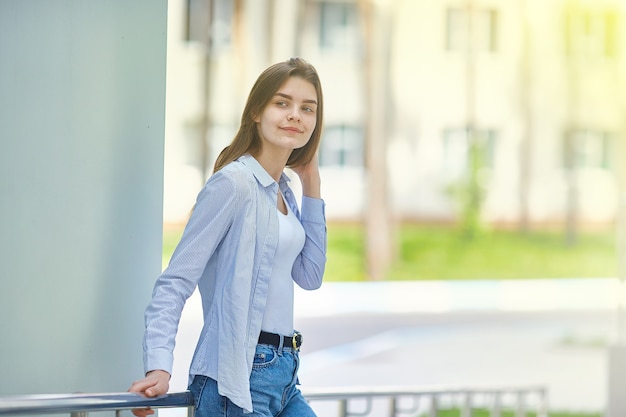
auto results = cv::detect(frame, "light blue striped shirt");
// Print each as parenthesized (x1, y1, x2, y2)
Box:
(142, 154, 327, 413)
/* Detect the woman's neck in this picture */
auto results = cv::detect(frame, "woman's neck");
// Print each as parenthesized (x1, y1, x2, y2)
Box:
(253, 150, 290, 183)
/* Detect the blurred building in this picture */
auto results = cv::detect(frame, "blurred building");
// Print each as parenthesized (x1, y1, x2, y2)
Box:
(162, 0, 626, 227)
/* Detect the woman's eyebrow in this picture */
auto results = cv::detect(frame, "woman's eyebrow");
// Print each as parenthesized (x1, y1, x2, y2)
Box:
(275, 92, 318, 105)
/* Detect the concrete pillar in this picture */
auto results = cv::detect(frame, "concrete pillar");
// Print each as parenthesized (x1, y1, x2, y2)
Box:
(0, 1, 167, 395)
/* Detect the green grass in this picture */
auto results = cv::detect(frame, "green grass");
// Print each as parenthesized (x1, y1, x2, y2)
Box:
(163, 223, 618, 281)
(327, 224, 617, 281)
(388, 224, 617, 281)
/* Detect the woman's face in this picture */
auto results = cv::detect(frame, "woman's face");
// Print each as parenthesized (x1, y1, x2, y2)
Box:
(254, 76, 318, 155)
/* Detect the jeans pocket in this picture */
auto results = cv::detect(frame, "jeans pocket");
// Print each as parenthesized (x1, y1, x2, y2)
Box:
(252, 346, 277, 369)
(188, 374, 209, 410)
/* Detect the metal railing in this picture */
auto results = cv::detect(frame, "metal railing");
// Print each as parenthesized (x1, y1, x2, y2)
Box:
(301, 385, 548, 417)
(0, 391, 194, 417)
(0, 385, 547, 417)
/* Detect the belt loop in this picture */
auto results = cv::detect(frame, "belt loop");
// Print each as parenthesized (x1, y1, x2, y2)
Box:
(278, 333, 284, 350)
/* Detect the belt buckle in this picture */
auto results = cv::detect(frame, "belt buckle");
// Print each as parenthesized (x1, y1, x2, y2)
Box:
(292, 331, 302, 351)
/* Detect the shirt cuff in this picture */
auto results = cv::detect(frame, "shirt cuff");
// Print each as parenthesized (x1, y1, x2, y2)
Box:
(300, 196, 326, 224)
(144, 347, 174, 376)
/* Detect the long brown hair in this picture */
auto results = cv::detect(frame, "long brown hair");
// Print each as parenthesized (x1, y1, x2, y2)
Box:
(213, 57, 324, 172)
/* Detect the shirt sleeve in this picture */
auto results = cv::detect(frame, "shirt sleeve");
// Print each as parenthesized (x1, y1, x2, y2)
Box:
(291, 195, 327, 290)
(142, 170, 240, 374)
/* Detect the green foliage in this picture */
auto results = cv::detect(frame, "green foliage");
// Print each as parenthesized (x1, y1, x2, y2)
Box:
(445, 134, 490, 240)
(162, 223, 617, 281)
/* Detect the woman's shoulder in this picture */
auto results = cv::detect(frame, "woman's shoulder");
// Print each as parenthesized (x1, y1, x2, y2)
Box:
(214, 159, 255, 183)
(205, 159, 257, 198)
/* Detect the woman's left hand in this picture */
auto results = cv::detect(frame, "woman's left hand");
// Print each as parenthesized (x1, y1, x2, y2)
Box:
(127, 370, 171, 417)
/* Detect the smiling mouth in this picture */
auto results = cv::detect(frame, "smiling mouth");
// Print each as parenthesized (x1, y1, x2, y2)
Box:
(281, 127, 303, 133)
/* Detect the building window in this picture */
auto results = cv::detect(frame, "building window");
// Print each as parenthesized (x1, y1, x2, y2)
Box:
(563, 130, 611, 170)
(445, 7, 498, 52)
(442, 127, 496, 179)
(319, 1, 359, 52)
(319, 125, 364, 168)
(565, 8, 620, 59)
(186, 0, 233, 50)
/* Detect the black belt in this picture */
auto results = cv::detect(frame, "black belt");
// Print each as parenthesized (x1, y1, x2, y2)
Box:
(258, 331, 302, 351)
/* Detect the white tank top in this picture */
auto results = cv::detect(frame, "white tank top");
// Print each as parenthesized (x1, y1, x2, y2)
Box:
(261, 197, 306, 336)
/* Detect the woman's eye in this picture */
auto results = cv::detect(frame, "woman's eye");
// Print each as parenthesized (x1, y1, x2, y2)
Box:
(303, 106, 315, 113)
(276, 101, 288, 107)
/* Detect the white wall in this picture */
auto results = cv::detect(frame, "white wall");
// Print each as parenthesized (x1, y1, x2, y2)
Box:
(0, 1, 167, 395)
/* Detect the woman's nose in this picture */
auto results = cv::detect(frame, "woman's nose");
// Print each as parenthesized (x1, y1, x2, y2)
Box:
(288, 109, 301, 121)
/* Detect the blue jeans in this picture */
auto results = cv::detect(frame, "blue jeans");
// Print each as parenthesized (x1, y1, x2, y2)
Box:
(188, 344, 316, 417)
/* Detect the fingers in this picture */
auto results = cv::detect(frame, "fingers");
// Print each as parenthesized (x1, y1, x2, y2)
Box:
(128, 378, 154, 395)
(128, 371, 171, 417)
(128, 370, 171, 397)
(144, 381, 168, 398)
(132, 408, 155, 417)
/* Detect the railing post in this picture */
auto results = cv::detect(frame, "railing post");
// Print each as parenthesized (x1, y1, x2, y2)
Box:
(339, 399, 348, 417)
(538, 388, 548, 417)
(389, 396, 397, 417)
(516, 391, 526, 417)
(70, 412, 88, 417)
(461, 393, 472, 417)
(429, 394, 438, 417)
(492, 392, 502, 417)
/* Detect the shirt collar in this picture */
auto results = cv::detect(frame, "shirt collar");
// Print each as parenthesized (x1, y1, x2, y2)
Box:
(238, 154, 290, 188)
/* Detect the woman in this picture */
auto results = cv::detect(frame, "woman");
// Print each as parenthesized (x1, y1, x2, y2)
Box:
(128, 57, 326, 417)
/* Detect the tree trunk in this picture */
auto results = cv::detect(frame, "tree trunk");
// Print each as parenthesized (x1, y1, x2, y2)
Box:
(564, 3, 580, 246)
(616, 105, 626, 343)
(518, 0, 532, 234)
(463, 0, 481, 239)
(199, 0, 214, 181)
(359, 0, 394, 281)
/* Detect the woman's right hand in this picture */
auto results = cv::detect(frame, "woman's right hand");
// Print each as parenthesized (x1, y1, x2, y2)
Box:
(292, 153, 321, 199)
(127, 370, 171, 417)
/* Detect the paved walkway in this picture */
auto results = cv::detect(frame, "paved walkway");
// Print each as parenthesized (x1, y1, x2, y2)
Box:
(294, 277, 622, 317)
(292, 278, 620, 415)
(162, 278, 621, 416)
